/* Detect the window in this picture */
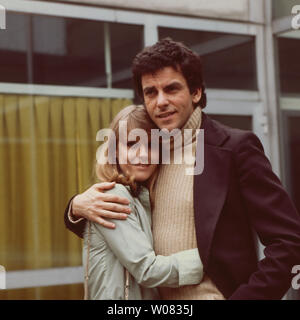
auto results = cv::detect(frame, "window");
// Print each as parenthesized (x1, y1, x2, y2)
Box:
(110, 23, 143, 89)
(278, 35, 300, 95)
(0, 13, 143, 89)
(32, 15, 107, 87)
(0, 13, 29, 83)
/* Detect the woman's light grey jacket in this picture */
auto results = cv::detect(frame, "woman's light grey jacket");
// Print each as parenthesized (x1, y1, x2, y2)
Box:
(83, 183, 203, 300)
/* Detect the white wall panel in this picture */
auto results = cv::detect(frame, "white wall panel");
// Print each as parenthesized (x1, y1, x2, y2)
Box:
(60, 0, 251, 21)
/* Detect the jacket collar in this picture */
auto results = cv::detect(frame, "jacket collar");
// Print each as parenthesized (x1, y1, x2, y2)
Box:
(200, 112, 229, 147)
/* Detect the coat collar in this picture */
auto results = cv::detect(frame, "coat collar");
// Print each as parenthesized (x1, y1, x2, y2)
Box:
(200, 112, 229, 147)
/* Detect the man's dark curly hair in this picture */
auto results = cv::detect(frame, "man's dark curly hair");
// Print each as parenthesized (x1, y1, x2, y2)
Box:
(132, 38, 207, 109)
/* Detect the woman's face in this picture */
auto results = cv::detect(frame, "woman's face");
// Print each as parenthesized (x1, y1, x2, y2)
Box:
(118, 135, 159, 182)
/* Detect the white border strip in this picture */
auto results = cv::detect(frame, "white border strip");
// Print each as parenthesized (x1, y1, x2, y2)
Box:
(2, 0, 257, 35)
(1, 0, 117, 23)
(206, 100, 258, 116)
(206, 89, 260, 101)
(0, 83, 259, 115)
(0, 83, 260, 103)
(280, 97, 300, 111)
(6, 266, 83, 289)
(153, 15, 257, 35)
(0, 83, 134, 99)
(206, 89, 259, 115)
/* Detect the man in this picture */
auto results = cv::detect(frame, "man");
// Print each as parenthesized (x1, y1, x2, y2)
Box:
(65, 38, 300, 299)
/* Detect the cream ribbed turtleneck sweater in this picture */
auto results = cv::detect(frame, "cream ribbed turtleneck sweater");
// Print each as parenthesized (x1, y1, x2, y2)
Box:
(152, 107, 225, 300)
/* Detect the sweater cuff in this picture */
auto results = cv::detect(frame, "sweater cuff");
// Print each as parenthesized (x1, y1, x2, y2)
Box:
(68, 199, 84, 224)
(173, 248, 203, 286)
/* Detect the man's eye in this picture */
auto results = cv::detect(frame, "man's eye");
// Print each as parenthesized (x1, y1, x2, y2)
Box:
(166, 86, 179, 93)
(144, 90, 156, 97)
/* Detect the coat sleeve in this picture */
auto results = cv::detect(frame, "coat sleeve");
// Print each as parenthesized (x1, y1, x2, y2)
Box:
(90, 184, 204, 288)
(229, 132, 300, 300)
(64, 195, 86, 239)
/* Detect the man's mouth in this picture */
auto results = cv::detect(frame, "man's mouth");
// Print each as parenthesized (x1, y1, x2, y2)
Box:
(157, 111, 177, 119)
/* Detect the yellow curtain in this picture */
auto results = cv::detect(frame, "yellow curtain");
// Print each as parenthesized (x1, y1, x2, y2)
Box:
(0, 94, 132, 299)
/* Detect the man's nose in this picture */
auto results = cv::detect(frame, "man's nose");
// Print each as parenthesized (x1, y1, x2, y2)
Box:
(157, 91, 168, 108)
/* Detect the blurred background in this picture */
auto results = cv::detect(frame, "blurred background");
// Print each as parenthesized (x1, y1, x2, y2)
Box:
(0, 0, 299, 299)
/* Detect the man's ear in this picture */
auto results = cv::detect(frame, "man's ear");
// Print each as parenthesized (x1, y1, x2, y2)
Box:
(192, 88, 202, 104)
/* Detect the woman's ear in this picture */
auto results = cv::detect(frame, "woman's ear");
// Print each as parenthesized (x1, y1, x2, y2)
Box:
(192, 88, 202, 105)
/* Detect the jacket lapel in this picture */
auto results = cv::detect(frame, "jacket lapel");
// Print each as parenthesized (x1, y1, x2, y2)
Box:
(193, 113, 232, 268)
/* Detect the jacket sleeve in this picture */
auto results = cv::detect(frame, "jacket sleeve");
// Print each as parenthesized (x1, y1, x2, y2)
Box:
(90, 185, 204, 288)
(64, 195, 86, 239)
(229, 132, 300, 300)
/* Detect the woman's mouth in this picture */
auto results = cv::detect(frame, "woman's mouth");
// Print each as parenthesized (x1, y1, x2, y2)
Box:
(132, 164, 150, 167)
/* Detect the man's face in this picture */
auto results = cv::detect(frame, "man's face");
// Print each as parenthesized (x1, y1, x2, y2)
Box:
(141, 66, 202, 131)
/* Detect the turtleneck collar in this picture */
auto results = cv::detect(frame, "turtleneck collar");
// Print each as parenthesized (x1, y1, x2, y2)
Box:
(182, 106, 202, 132)
(163, 107, 202, 153)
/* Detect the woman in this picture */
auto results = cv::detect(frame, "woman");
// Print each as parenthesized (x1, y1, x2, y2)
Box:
(83, 105, 203, 300)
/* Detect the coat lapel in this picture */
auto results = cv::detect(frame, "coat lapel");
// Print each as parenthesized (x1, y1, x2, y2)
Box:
(193, 113, 232, 268)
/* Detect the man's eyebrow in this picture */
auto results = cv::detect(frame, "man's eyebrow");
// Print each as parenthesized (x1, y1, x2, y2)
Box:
(144, 81, 182, 90)
(143, 86, 155, 93)
(143, 81, 183, 93)
(165, 82, 182, 89)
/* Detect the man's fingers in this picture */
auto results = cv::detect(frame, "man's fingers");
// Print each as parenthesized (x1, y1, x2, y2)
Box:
(101, 193, 130, 205)
(94, 182, 115, 190)
(99, 202, 131, 214)
(94, 209, 129, 220)
(93, 216, 116, 229)
(92, 182, 130, 205)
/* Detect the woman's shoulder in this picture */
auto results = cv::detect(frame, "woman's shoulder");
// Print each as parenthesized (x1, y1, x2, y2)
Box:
(84, 184, 135, 237)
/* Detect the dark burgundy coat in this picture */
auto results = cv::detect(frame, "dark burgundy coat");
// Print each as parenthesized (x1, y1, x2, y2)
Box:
(65, 112, 300, 300)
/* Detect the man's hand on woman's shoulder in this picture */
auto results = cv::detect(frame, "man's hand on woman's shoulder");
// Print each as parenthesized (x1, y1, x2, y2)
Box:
(71, 182, 131, 229)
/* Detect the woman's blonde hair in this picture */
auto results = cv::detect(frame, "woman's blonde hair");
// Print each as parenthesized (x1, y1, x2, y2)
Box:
(95, 104, 159, 206)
